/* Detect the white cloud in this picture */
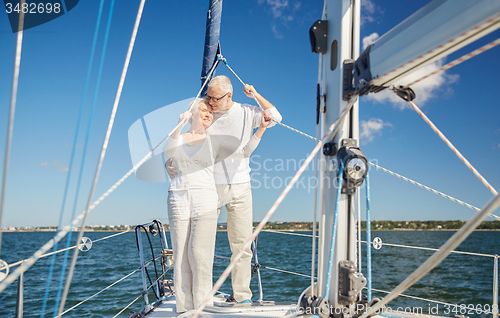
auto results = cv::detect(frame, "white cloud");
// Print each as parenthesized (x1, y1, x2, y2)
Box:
(360, 118, 392, 144)
(39, 161, 69, 172)
(362, 33, 379, 50)
(361, 0, 380, 25)
(272, 24, 283, 39)
(258, 0, 301, 38)
(365, 59, 459, 109)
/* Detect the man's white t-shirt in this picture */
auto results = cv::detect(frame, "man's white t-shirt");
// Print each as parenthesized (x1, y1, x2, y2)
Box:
(207, 102, 282, 185)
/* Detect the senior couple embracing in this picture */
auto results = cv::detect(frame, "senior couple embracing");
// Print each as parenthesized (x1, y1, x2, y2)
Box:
(163, 75, 282, 313)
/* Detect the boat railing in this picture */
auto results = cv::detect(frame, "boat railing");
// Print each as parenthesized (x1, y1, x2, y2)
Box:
(361, 238, 499, 317)
(59, 255, 170, 318)
(2, 230, 132, 316)
(1, 225, 174, 317)
(134, 219, 172, 315)
(249, 229, 499, 318)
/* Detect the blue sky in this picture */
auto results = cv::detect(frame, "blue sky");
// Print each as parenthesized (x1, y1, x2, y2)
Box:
(0, 0, 499, 227)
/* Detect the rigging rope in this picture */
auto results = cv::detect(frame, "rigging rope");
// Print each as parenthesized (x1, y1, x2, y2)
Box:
(57, 0, 122, 313)
(366, 172, 372, 302)
(191, 96, 359, 318)
(0, 5, 25, 257)
(324, 160, 345, 300)
(220, 57, 319, 141)
(374, 15, 500, 87)
(405, 99, 498, 197)
(408, 37, 500, 87)
(369, 162, 500, 221)
(45, 0, 109, 314)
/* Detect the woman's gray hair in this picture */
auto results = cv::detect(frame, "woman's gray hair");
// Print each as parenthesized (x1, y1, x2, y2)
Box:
(188, 97, 207, 124)
(208, 75, 233, 94)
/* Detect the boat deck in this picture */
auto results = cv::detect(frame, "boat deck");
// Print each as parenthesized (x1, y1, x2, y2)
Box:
(145, 295, 298, 318)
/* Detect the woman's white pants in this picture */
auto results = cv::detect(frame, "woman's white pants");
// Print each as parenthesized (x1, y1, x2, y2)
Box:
(168, 188, 218, 313)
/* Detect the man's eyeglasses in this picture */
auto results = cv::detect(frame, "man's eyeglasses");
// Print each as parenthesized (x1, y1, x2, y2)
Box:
(205, 92, 229, 102)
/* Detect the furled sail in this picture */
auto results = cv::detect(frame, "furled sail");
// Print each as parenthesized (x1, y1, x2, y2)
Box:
(201, 0, 223, 95)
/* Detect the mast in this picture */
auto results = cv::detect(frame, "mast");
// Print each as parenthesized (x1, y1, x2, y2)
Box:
(317, 0, 362, 309)
(308, 0, 500, 314)
(301, 0, 368, 315)
(201, 0, 223, 95)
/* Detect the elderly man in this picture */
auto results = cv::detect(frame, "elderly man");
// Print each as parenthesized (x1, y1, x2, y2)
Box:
(168, 75, 282, 303)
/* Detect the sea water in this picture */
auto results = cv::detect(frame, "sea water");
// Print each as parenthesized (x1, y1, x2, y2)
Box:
(0, 230, 498, 317)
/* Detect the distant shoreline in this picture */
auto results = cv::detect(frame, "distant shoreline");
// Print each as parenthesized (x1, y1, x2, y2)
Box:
(2, 228, 499, 233)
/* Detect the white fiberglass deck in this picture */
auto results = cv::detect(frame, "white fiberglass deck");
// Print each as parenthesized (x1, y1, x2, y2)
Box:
(145, 294, 298, 318)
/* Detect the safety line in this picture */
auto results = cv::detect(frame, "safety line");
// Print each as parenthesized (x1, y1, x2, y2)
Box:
(369, 287, 496, 315)
(369, 162, 500, 221)
(0, 34, 221, 296)
(364, 239, 496, 258)
(6, 230, 131, 269)
(191, 96, 358, 318)
(56, 268, 142, 317)
(408, 37, 500, 87)
(367, 287, 493, 313)
(214, 254, 312, 279)
(357, 193, 500, 318)
(262, 230, 316, 238)
(112, 269, 171, 318)
(113, 295, 143, 318)
(0, 3, 25, 257)
(407, 100, 498, 196)
(262, 265, 312, 278)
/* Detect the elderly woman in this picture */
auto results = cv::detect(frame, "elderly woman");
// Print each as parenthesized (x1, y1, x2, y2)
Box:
(163, 98, 271, 313)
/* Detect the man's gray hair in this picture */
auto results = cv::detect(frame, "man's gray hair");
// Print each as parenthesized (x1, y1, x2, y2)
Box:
(208, 75, 233, 94)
